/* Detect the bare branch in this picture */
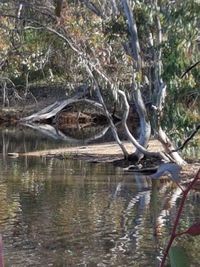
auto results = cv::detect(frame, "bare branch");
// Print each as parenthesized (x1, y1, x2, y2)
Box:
(171, 124, 200, 152)
(120, 0, 141, 70)
(181, 60, 200, 78)
(86, 67, 129, 158)
(118, 89, 170, 161)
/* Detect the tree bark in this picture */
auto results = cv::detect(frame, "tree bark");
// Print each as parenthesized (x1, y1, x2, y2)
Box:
(121, 0, 151, 159)
(121, 0, 141, 70)
(86, 67, 129, 158)
(132, 78, 151, 159)
(21, 94, 104, 123)
(118, 89, 170, 162)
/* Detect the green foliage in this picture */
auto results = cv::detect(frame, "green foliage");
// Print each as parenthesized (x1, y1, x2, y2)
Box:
(169, 246, 190, 267)
(0, 0, 199, 128)
(161, 0, 199, 114)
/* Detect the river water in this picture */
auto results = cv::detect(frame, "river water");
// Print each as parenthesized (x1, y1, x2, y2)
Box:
(0, 127, 199, 267)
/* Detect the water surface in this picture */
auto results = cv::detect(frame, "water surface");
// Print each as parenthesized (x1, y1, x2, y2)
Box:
(0, 127, 199, 267)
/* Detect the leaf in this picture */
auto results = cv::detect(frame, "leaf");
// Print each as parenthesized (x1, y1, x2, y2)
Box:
(169, 246, 190, 267)
(186, 223, 200, 236)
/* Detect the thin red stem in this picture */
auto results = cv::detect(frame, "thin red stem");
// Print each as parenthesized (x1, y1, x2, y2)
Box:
(174, 231, 187, 237)
(160, 169, 200, 267)
(0, 234, 4, 267)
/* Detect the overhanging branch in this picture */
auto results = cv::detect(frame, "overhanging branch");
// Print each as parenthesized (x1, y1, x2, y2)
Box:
(171, 124, 200, 152)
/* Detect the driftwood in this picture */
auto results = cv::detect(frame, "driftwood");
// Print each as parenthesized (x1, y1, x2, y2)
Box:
(20, 92, 105, 123)
(20, 88, 123, 145)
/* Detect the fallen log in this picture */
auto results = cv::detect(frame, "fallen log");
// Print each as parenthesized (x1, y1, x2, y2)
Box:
(20, 95, 106, 123)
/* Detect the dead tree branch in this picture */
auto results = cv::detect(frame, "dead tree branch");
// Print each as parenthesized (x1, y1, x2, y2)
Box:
(181, 60, 200, 78)
(171, 124, 200, 152)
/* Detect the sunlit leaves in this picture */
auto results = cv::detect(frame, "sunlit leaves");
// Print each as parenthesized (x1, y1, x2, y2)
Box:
(162, 0, 199, 111)
(0, 0, 199, 113)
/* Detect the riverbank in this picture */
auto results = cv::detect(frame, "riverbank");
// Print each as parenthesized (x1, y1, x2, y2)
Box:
(21, 140, 161, 161)
(18, 140, 199, 179)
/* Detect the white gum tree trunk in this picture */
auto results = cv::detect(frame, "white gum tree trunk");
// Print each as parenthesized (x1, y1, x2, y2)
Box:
(152, 7, 186, 166)
(121, 0, 151, 159)
(121, 0, 186, 165)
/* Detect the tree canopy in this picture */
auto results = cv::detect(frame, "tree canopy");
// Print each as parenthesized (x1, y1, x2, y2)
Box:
(0, 0, 199, 164)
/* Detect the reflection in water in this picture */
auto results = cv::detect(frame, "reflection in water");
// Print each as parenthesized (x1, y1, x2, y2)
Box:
(0, 126, 68, 156)
(0, 157, 199, 266)
(0, 127, 200, 266)
(0, 124, 124, 156)
(24, 122, 111, 144)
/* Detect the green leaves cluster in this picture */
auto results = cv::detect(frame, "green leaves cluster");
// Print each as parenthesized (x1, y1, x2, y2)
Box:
(0, 0, 199, 126)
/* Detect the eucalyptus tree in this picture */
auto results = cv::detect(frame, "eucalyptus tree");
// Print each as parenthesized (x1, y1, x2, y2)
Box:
(75, 0, 199, 164)
(0, 0, 199, 165)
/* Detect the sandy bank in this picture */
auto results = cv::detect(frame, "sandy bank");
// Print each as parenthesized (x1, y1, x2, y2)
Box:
(21, 140, 162, 162)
